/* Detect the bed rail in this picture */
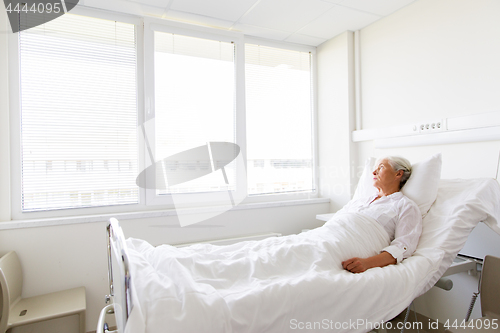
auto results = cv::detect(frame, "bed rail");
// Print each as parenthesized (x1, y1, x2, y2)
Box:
(98, 218, 133, 333)
(97, 304, 116, 333)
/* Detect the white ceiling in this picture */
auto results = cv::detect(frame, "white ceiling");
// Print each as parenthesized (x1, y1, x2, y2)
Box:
(78, 0, 418, 46)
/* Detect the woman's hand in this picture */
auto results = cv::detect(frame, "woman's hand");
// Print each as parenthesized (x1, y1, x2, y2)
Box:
(342, 257, 371, 273)
(342, 252, 397, 273)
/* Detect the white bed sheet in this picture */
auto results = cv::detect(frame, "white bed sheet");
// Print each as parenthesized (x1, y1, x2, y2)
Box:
(123, 178, 500, 333)
(416, 178, 500, 294)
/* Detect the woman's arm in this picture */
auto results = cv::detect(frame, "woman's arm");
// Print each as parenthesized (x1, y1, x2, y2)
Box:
(381, 200, 422, 263)
(342, 251, 396, 273)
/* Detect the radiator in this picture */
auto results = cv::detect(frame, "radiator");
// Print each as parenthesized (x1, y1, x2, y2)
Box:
(176, 232, 282, 248)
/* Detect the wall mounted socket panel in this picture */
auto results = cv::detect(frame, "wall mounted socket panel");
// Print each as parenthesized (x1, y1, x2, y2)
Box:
(353, 111, 500, 144)
(416, 119, 446, 134)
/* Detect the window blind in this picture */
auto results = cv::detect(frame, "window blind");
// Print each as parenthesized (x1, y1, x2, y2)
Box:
(19, 14, 138, 211)
(153, 31, 236, 195)
(245, 44, 314, 195)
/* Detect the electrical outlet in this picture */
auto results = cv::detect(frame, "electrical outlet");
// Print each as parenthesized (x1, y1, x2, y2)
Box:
(416, 119, 445, 134)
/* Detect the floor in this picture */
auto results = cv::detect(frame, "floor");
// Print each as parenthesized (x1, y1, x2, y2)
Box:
(370, 309, 447, 333)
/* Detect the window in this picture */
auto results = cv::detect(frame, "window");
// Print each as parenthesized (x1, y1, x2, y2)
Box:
(245, 44, 315, 196)
(142, 21, 246, 208)
(153, 31, 236, 195)
(17, 13, 138, 211)
(12, 12, 316, 217)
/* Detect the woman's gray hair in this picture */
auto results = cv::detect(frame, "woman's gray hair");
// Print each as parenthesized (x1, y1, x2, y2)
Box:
(376, 156, 412, 189)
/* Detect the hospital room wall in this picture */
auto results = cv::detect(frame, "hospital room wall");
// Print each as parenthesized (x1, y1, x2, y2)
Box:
(317, 31, 358, 214)
(358, 0, 500, 129)
(354, 0, 500, 324)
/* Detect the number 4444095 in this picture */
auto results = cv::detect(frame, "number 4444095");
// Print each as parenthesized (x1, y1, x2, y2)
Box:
(6, 2, 62, 14)
(444, 319, 498, 330)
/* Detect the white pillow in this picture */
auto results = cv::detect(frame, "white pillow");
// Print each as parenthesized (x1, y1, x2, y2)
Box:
(401, 153, 442, 216)
(353, 153, 442, 216)
(352, 157, 377, 201)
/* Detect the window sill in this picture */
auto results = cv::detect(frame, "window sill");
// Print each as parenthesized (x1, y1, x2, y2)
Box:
(0, 197, 330, 230)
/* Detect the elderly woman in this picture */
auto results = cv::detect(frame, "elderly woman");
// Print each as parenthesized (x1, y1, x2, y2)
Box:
(341, 156, 422, 273)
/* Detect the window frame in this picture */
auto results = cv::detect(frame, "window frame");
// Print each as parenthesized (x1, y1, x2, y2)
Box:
(9, 8, 318, 220)
(9, 7, 145, 220)
(142, 17, 248, 208)
(242, 37, 319, 204)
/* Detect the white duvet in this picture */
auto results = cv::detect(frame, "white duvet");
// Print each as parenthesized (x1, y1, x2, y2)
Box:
(125, 212, 442, 333)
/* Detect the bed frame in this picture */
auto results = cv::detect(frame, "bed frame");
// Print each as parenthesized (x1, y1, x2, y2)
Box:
(97, 218, 132, 333)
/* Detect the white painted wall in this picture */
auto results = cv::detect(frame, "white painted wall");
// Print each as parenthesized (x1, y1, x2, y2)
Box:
(317, 31, 359, 213)
(354, 0, 500, 324)
(360, 0, 500, 129)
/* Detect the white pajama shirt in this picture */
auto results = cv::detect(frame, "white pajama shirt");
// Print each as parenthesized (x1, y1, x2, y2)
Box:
(336, 192, 422, 263)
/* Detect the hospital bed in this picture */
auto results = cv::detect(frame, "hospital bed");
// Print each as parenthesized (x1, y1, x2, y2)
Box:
(97, 175, 500, 333)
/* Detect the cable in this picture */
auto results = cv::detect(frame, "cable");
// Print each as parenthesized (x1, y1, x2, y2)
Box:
(465, 270, 482, 322)
(412, 302, 420, 333)
(399, 301, 420, 333)
(465, 292, 480, 322)
(400, 302, 412, 333)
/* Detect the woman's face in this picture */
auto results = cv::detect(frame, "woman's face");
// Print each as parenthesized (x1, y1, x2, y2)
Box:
(372, 159, 401, 192)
